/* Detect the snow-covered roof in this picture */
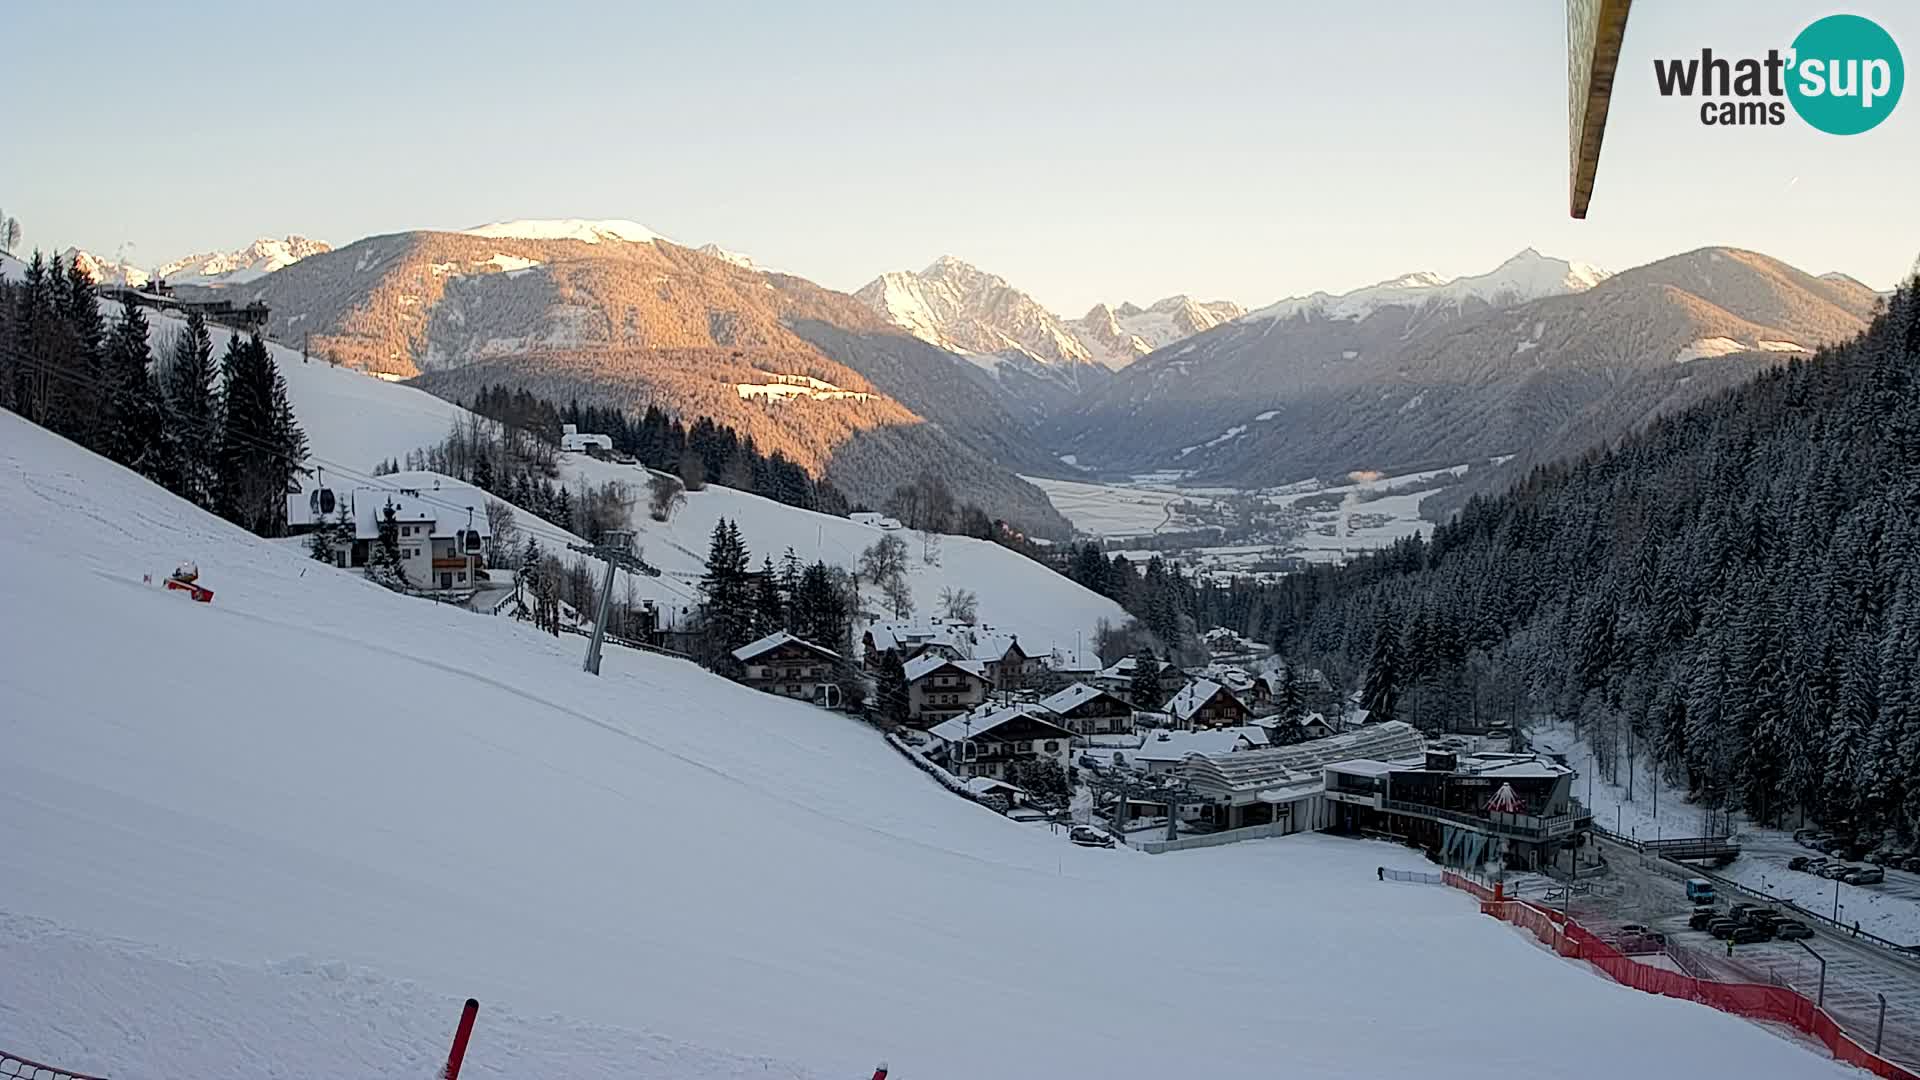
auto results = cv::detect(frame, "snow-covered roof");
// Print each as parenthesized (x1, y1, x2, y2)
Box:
(926, 706, 1070, 744)
(1467, 759, 1571, 781)
(732, 630, 840, 663)
(963, 776, 1022, 796)
(561, 431, 613, 451)
(1179, 721, 1426, 797)
(1326, 758, 1398, 778)
(1045, 648, 1100, 673)
(1134, 728, 1255, 762)
(903, 654, 986, 683)
(974, 631, 1024, 661)
(1097, 656, 1175, 680)
(1168, 679, 1238, 723)
(848, 511, 903, 530)
(868, 621, 971, 656)
(1039, 682, 1114, 715)
(347, 484, 491, 542)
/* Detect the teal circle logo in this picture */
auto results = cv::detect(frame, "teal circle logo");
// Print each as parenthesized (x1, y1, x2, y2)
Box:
(1788, 14, 1903, 135)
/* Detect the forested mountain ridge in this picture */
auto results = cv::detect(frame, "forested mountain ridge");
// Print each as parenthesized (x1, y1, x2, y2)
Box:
(1267, 277, 1920, 840)
(1054, 248, 1881, 491)
(204, 229, 1070, 536)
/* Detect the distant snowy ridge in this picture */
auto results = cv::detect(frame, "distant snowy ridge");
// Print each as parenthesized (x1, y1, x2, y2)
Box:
(854, 255, 1241, 376)
(67, 235, 331, 288)
(1245, 248, 1609, 323)
(460, 218, 667, 245)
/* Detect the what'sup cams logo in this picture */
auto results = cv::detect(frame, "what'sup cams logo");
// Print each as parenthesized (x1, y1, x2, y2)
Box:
(1654, 13, 1902, 133)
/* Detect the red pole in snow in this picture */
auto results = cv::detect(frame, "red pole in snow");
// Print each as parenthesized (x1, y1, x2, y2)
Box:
(443, 998, 479, 1080)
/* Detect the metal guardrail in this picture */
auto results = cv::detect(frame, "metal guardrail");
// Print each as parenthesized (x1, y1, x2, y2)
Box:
(1591, 828, 1920, 957)
(2, 1049, 109, 1080)
(1382, 868, 1445, 884)
(556, 622, 694, 662)
(1380, 798, 1574, 841)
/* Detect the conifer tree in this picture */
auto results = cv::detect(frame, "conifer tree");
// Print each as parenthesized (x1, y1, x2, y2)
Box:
(778, 546, 803, 631)
(1128, 650, 1163, 709)
(366, 501, 410, 590)
(700, 517, 753, 659)
(1358, 609, 1402, 722)
(1276, 663, 1304, 720)
(752, 556, 784, 637)
(876, 647, 910, 727)
(101, 300, 164, 478)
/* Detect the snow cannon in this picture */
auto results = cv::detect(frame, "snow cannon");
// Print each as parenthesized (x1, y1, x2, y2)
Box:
(163, 560, 214, 603)
(871, 1064, 889, 1080)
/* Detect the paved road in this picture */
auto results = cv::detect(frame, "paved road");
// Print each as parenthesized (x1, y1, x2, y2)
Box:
(1569, 836, 1920, 1071)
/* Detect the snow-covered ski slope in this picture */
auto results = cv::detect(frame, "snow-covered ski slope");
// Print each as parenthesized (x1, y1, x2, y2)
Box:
(0, 412, 1854, 1078)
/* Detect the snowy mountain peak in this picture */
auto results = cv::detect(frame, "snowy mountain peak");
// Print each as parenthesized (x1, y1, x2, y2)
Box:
(459, 219, 666, 245)
(697, 243, 760, 271)
(1245, 249, 1609, 323)
(855, 257, 1243, 377)
(67, 235, 332, 288)
(855, 258, 1100, 371)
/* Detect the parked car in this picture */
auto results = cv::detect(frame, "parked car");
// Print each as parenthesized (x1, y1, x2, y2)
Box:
(1903, 855, 1920, 873)
(1730, 926, 1767, 945)
(1804, 857, 1830, 875)
(1776, 921, 1815, 940)
(1069, 824, 1115, 848)
(1819, 863, 1855, 879)
(1709, 919, 1739, 939)
(1795, 827, 1819, 845)
(1790, 855, 1812, 872)
(1689, 909, 1717, 931)
(1867, 851, 1894, 866)
(1845, 866, 1885, 885)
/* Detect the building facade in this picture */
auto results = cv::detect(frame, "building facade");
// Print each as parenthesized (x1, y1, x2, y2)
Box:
(928, 707, 1075, 783)
(905, 656, 990, 727)
(732, 632, 844, 704)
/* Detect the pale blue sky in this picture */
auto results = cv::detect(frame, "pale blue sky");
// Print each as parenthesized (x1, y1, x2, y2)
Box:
(9, 1, 1915, 312)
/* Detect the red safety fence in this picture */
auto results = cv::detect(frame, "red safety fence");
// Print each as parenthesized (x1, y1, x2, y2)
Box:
(2, 1050, 110, 1080)
(1473, 895, 1920, 1080)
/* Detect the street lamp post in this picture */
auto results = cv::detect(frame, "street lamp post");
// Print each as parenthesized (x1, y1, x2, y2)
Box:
(1835, 878, 1842, 922)
(1792, 938, 1826, 1008)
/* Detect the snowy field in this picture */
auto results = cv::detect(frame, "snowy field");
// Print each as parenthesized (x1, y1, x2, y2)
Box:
(0, 413, 1857, 1079)
(1029, 463, 1480, 569)
(1021, 474, 1207, 538)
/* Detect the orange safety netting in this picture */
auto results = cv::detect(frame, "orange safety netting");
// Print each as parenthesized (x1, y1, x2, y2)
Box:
(1471, 896, 1919, 1080)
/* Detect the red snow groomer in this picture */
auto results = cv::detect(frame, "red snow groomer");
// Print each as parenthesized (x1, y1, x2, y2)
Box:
(162, 561, 214, 603)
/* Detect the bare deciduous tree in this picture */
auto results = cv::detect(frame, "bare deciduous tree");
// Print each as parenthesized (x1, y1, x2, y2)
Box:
(648, 471, 686, 522)
(939, 586, 977, 624)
